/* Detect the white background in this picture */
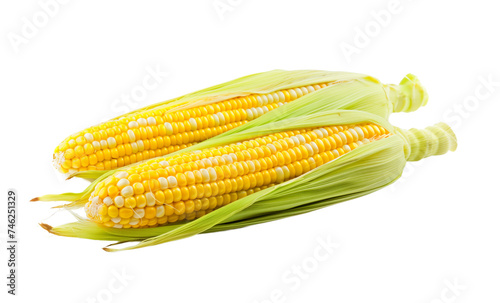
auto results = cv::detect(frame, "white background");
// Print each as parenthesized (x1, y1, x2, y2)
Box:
(1, 0, 499, 302)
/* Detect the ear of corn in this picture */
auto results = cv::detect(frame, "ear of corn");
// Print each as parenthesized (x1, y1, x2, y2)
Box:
(53, 70, 427, 177)
(84, 120, 392, 229)
(37, 72, 428, 207)
(40, 109, 456, 251)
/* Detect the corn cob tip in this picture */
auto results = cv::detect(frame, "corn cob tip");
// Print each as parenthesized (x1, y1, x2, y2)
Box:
(396, 122, 457, 161)
(52, 151, 67, 173)
(385, 74, 428, 113)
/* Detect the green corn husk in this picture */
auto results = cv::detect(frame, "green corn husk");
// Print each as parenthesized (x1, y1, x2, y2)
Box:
(40, 109, 456, 251)
(37, 71, 428, 207)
